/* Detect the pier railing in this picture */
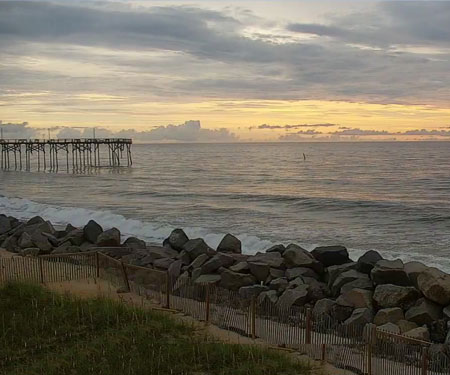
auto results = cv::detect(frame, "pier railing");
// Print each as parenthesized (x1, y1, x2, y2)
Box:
(1, 251, 449, 375)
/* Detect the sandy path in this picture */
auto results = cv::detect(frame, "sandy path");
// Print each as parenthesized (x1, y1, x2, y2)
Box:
(46, 278, 357, 375)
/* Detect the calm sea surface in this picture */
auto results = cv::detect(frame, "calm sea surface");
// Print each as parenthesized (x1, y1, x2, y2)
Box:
(1, 142, 450, 270)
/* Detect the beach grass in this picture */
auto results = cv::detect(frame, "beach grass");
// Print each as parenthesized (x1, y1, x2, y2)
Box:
(0, 282, 315, 375)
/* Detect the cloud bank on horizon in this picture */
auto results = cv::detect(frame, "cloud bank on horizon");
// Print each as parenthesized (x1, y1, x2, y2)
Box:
(0, 0, 449, 141)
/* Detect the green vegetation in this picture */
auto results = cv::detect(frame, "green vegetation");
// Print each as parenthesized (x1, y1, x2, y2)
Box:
(0, 282, 314, 375)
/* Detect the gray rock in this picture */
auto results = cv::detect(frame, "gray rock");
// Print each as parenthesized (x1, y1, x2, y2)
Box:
(229, 261, 249, 273)
(168, 260, 183, 280)
(26, 216, 45, 226)
(188, 254, 210, 270)
(340, 278, 374, 294)
(430, 319, 447, 343)
(191, 267, 202, 281)
(404, 326, 430, 341)
(443, 305, 450, 319)
(183, 238, 209, 260)
(83, 220, 103, 243)
(344, 307, 374, 329)
(371, 259, 411, 286)
(217, 233, 241, 254)
(277, 285, 309, 309)
(1, 235, 18, 252)
(269, 277, 289, 292)
(330, 302, 354, 322)
(19, 247, 40, 256)
(286, 267, 319, 281)
(397, 319, 418, 334)
(219, 269, 256, 291)
(31, 231, 53, 253)
(340, 288, 373, 309)
(405, 299, 443, 326)
(357, 250, 383, 274)
(18, 232, 34, 249)
(258, 290, 278, 305)
(373, 284, 420, 309)
(265, 244, 286, 253)
(326, 262, 357, 287)
(0, 216, 12, 235)
(173, 271, 190, 291)
(304, 277, 328, 301)
(374, 308, 404, 326)
(166, 229, 189, 251)
(311, 245, 350, 267)
(313, 298, 336, 318)
(201, 253, 235, 274)
(239, 285, 269, 299)
(331, 270, 369, 296)
(96, 228, 121, 247)
(248, 262, 270, 282)
(176, 250, 191, 265)
(417, 267, 450, 306)
(247, 252, 284, 268)
(269, 268, 285, 278)
(51, 241, 71, 254)
(288, 277, 305, 289)
(194, 274, 221, 284)
(153, 257, 174, 270)
(123, 237, 146, 250)
(377, 323, 400, 334)
(282, 244, 323, 273)
(404, 261, 428, 287)
(59, 229, 85, 246)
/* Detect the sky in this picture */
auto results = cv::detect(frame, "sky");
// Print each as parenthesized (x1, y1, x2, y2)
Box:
(0, 0, 449, 142)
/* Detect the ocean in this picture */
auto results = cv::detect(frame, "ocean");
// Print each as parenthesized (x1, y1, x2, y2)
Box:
(1, 142, 450, 271)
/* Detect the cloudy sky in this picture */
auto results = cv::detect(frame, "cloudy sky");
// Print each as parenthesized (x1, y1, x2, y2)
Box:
(1, 0, 449, 142)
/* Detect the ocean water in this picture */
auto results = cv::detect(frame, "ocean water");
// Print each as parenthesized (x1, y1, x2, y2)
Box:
(1, 142, 450, 271)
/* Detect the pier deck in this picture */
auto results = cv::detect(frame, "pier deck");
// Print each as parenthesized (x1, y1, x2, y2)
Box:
(0, 138, 132, 171)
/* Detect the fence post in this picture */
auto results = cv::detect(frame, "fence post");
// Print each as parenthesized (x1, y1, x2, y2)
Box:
(120, 261, 130, 292)
(38, 257, 44, 283)
(321, 343, 326, 364)
(305, 308, 312, 344)
(205, 284, 210, 323)
(251, 297, 256, 339)
(165, 272, 171, 309)
(422, 346, 428, 375)
(366, 323, 376, 375)
(95, 252, 100, 278)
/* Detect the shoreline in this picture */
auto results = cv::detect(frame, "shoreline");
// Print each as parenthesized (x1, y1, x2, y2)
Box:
(2, 212, 450, 348)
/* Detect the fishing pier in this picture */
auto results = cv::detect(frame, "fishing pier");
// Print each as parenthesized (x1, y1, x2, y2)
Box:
(0, 138, 132, 171)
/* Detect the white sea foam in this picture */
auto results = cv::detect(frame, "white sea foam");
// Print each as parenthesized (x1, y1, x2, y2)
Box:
(0, 195, 274, 254)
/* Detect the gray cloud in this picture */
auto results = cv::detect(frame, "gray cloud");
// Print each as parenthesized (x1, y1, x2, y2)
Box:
(0, 121, 38, 138)
(332, 128, 393, 136)
(254, 123, 336, 130)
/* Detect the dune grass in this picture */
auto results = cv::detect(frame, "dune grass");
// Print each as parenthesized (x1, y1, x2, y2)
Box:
(0, 282, 315, 375)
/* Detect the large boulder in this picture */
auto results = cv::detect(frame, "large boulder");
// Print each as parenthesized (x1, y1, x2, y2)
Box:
(187, 254, 209, 270)
(373, 308, 404, 326)
(20, 247, 41, 257)
(194, 274, 221, 284)
(404, 261, 428, 288)
(123, 237, 146, 250)
(31, 232, 53, 253)
(229, 261, 249, 273)
(344, 308, 374, 329)
(153, 257, 175, 270)
(340, 288, 373, 309)
(331, 270, 369, 296)
(0, 216, 12, 235)
(168, 260, 182, 280)
(397, 320, 418, 334)
(26, 216, 45, 226)
(96, 228, 120, 247)
(140, 246, 179, 266)
(313, 298, 336, 318)
(183, 238, 209, 260)
(378, 323, 400, 334)
(277, 285, 309, 309)
(286, 267, 319, 281)
(200, 253, 235, 274)
(258, 290, 278, 305)
(176, 250, 191, 266)
(371, 259, 411, 286)
(330, 302, 354, 322)
(220, 269, 256, 291)
(417, 267, 450, 306)
(326, 262, 357, 287)
(59, 228, 85, 246)
(217, 233, 241, 254)
(405, 299, 443, 326)
(340, 278, 374, 294)
(404, 326, 430, 342)
(83, 220, 103, 243)
(282, 244, 323, 273)
(18, 232, 34, 249)
(248, 252, 284, 268)
(373, 284, 420, 309)
(357, 250, 383, 274)
(311, 245, 350, 267)
(430, 320, 448, 343)
(165, 229, 189, 251)
(269, 277, 289, 292)
(239, 285, 268, 299)
(248, 262, 270, 282)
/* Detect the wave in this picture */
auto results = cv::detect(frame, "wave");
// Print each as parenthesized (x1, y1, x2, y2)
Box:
(0, 195, 274, 254)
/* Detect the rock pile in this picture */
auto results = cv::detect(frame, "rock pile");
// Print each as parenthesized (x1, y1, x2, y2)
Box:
(2, 213, 450, 348)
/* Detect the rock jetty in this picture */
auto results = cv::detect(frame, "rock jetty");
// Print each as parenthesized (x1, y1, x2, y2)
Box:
(2, 213, 450, 346)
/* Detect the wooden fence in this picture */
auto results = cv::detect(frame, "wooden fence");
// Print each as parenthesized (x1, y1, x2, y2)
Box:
(1, 251, 449, 375)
